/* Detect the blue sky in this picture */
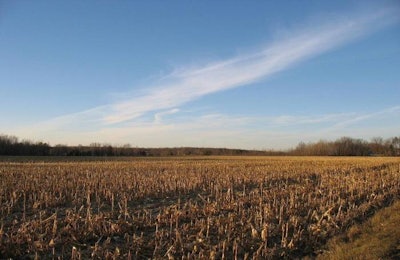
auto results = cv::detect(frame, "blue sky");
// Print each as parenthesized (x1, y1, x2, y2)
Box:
(1, 1, 400, 149)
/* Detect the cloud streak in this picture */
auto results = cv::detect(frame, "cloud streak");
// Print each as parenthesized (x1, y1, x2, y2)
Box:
(100, 7, 397, 124)
(329, 106, 400, 129)
(12, 6, 400, 148)
(12, 103, 400, 149)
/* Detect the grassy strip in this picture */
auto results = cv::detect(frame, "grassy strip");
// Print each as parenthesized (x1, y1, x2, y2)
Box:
(318, 200, 400, 260)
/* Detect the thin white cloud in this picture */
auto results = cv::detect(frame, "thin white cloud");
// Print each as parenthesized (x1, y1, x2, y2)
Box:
(12, 104, 400, 149)
(329, 106, 400, 129)
(154, 108, 180, 124)
(10, 6, 400, 148)
(100, 7, 398, 124)
(34, 6, 398, 128)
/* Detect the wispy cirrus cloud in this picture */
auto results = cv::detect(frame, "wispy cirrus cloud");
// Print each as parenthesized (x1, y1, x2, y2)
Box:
(154, 108, 180, 124)
(12, 6, 400, 147)
(329, 106, 400, 129)
(25, 105, 398, 149)
(100, 7, 398, 125)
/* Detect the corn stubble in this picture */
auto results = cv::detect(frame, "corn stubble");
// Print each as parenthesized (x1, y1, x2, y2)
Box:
(0, 157, 399, 259)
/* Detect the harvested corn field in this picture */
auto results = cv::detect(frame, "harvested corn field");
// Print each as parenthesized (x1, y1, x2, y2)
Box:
(0, 156, 399, 259)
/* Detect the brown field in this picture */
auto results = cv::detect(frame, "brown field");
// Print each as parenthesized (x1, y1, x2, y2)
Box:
(0, 156, 399, 259)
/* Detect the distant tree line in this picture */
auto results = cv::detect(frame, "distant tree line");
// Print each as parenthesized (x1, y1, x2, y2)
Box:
(0, 134, 279, 156)
(289, 136, 400, 156)
(0, 134, 399, 157)
(0, 135, 50, 156)
(50, 144, 280, 157)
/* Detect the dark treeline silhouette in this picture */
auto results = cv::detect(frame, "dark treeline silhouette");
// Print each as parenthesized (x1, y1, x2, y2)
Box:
(289, 136, 400, 156)
(0, 135, 50, 156)
(0, 134, 399, 156)
(0, 134, 281, 156)
(50, 143, 280, 157)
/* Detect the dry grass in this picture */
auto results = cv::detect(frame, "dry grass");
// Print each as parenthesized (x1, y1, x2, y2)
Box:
(318, 200, 400, 260)
(0, 156, 399, 259)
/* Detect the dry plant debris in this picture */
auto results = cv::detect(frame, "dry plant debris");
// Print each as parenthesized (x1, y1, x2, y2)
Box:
(0, 156, 399, 259)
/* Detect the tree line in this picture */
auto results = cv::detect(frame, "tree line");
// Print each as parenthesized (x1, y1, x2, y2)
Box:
(0, 135, 51, 156)
(0, 134, 277, 156)
(0, 134, 399, 157)
(289, 136, 400, 156)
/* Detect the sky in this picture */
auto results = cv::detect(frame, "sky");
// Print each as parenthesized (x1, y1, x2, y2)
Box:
(1, 1, 400, 149)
